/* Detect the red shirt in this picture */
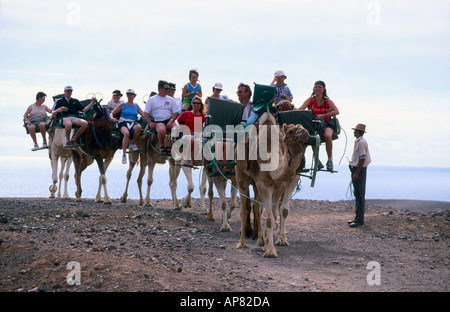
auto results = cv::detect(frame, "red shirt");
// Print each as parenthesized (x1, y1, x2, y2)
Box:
(308, 97, 331, 122)
(177, 111, 205, 133)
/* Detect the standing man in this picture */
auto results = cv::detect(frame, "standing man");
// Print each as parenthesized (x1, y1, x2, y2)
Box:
(237, 83, 252, 121)
(53, 85, 96, 147)
(348, 123, 371, 227)
(144, 80, 179, 155)
(270, 70, 293, 104)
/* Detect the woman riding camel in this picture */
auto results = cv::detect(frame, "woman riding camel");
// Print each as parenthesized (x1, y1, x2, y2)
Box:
(110, 89, 145, 164)
(297, 80, 339, 171)
(174, 95, 206, 167)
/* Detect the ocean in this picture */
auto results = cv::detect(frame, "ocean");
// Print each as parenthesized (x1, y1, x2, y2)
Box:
(1, 155, 449, 203)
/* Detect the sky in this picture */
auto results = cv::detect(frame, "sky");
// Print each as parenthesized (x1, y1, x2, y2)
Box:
(1, 0, 449, 168)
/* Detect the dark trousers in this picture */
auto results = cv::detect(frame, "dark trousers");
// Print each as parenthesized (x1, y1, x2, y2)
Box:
(350, 166, 367, 224)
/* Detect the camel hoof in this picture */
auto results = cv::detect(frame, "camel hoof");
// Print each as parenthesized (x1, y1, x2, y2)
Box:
(236, 241, 249, 249)
(145, 202, 153, 208)
(120, 196, 127, 203)
(275, 237, 290, 246)
(173, 206, 182, 211)
(263, 248, 278, 258)
(206, 214, 215, 222)
(183, 200, 191, 208)
(74, 198, 82, 202)
(49, 195, 55, 199)
(220, 223, 231, 232)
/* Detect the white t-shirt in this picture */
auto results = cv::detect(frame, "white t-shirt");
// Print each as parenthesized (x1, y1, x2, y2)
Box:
(145, 95, 179, 122)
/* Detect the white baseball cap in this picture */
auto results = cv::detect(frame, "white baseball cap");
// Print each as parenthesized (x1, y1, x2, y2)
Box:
(126, 89, 136, 95)
(213, 82, 223, 90)
(274, 70, 287, 78)
(64, 85, 73, 91)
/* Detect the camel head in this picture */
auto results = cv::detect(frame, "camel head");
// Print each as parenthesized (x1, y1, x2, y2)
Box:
(283, 124, 309, 151)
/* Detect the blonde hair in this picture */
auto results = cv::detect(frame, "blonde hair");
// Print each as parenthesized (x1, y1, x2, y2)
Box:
(191, 95, 204, 114)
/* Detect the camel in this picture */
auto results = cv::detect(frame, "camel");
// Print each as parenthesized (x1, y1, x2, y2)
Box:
(198, 161, 238, 232)
(141, 130, 181, 209)
(70, 104, 119, 204)
(172, 130, 239, 231)
(47, 126, 72, 199)
(234, 111, 308, 258)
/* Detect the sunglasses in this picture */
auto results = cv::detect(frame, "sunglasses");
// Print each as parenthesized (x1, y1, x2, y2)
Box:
(164, 87, 170, 90)
(192, 102, 202, 105)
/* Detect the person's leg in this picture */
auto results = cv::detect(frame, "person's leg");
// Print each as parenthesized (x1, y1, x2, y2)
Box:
(71, 118, 89, 142)
(63, 119, 72, 142)
(28, 124, 38, 146)
(37, 122, 47, 146)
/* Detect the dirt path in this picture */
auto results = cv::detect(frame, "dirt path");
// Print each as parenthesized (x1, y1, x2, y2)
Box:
(0, 197, 448, 292)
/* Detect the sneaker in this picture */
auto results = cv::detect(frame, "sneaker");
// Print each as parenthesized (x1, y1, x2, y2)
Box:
(122, 155, 127, 164)
(129, 142, 138, 151)
(31, 144, 39, 151)
(326, 159, 333, 171)
(42, 142, 48, 149)
(317, 160, 324, 170)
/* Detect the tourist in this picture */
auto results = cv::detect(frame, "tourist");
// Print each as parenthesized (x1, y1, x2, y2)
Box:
(204, 82, 229, 114)
(52, 85, 96, 147)
(175, 95, 206, 167)
(107, 90, 124, 110)
(144, 80, 179, 155)
(297, 80, 340, 171)
(270, 70, 293, 104)
(181, 69, 202, 111)
(23, 91, 52, 151)
(110, 89, 145, 164)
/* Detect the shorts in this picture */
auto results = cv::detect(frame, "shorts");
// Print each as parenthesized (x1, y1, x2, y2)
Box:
(119, 121, 140, 140)
(63, 116, 79, 124)
(27, 121, 46, 129)
(155, 118, 172, 125)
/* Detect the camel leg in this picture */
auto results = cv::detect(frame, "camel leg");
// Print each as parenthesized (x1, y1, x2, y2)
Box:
(62, 156, 72, 199)
(136, 154, 147, 206)
(276, 175, 299, 246)
(235, 168, 250, 249)
(228, 176, 238, 220)
(49, 153, 58, 198)
(181, 166, 194, 208)
(144, 161, 156, 208)
(252, 191, 264, 247)
(120, 159, 136, 203)
(57, 157, 66, 198)
(257, 182, 277, 258)
(72, 151, 89, 202)
(199, 169, 212, 219)
(98, 157, 113, 205)
(169, 161, 181, 210)
(216, 178, 231, 232)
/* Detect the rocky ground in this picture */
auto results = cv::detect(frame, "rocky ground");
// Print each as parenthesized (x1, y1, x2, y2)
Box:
(0, 197, 448, 293)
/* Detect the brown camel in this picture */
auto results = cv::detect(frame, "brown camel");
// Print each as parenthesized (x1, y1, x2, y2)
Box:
(71, 105, 119, 204)
(234, 112, 308, 258)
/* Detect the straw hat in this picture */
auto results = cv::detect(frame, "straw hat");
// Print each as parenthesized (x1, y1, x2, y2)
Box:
(352, 123, 367, 133)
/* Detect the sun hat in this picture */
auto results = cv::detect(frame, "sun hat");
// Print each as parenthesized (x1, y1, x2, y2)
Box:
(113, 90, 123, 96)
(352, 123, 367, 133)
